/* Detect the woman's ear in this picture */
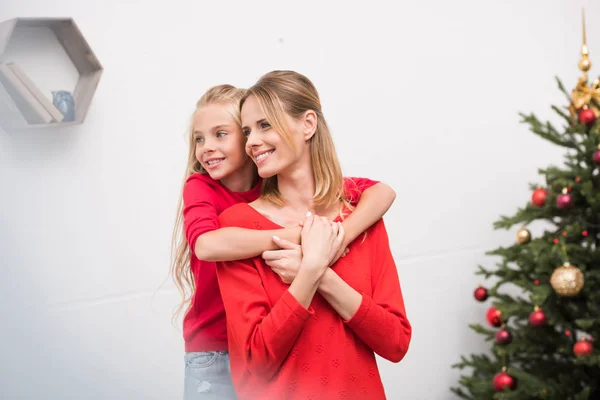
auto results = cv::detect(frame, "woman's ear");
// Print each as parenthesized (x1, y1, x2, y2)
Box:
(302, 110, 318, 141)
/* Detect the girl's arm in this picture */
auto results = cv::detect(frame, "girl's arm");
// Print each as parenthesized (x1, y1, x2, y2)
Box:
(197, 180, 395, 262)
(342, 181, 395, 241)
(332, 181, 396, 265)
(183, 176, 302, 262)
(195, 226, 301, 262)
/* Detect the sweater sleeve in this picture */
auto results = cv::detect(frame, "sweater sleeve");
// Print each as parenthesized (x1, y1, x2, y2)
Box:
(216, 205, 314, 378)
(343, 176, 379, 205)
(182, 176, 220, 251)
(344, 219, 412, 363)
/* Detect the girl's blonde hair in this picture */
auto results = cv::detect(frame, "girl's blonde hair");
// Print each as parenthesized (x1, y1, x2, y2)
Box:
(170, 84, 246, 324)
(240, 70, 350, 210)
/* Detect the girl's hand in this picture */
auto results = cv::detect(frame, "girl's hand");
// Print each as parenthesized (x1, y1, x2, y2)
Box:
(329, 244, 350, 267)
(262, 237, 302, 285)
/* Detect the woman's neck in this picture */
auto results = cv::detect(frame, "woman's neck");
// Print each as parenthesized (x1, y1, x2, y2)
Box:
(277, 165, 315, 215)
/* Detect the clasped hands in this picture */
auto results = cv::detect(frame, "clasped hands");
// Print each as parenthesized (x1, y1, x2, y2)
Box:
(262, 212, 348, 285)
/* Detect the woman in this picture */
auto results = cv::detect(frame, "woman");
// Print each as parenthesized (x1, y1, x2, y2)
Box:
(216, 70, 412, 400)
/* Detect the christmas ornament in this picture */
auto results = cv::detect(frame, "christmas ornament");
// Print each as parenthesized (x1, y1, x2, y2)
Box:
(486, 307, 502, 327)
(556, 188, 574, 209)
(593, 147, 600, 164)
(493, 369, 517, 391)
(579, 107, 596, 126)
(531, 188, 548, 207)
(550, 262, 584, 296)
(569, 11, 600, 120)
(574, 338, 594, 356)
(529, 306, 547, 327)
(495, 329, 512, 345)
(474, 286, 488, 302)
(516, 227, 531, 244)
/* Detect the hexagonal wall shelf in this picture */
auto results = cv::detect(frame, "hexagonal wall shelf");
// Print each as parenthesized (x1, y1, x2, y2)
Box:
(0, 17, 102, 130)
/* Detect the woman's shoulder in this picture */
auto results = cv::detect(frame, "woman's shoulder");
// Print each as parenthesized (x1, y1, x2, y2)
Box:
(218, 203, 257, 228)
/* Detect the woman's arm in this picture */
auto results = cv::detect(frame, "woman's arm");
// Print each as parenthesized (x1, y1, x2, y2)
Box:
(195, 226, 301, 261)
(317, 269, 363, 320)
(214, 210, 339, 379)
(320, 219, 411, 363)
(216, 257, 314, 380)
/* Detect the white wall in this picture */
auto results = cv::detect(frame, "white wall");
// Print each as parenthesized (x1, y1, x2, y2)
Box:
(0, 0, 597, 398)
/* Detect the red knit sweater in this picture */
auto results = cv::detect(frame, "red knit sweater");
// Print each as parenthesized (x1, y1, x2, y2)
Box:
(182, 175, 378, 353)
(216, 204, 412, 400)
(182, 173, 262, 352)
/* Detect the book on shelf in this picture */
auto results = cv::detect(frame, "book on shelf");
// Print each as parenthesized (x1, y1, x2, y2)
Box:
(0, 62, 65, 125)
(7, 62, 64, 122)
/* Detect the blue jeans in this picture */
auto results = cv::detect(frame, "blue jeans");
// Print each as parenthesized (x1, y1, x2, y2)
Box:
(184, 351, 237, 400)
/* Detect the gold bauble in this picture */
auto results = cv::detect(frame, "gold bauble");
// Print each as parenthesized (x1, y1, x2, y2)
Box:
(516, 228, 531, 244)
(550, 263, 584, 296)
(579, 57, 591, 72)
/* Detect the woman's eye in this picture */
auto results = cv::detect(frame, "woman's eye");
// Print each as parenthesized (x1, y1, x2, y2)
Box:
(195, 137, 204, 143)
(216, 131, 227, 138)
(243, 129, 251, 136)
(260, 122, 271, 129)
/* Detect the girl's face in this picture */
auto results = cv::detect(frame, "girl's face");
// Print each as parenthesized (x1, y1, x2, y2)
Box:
(193, 103, 250, 182)
(241, 95, 306, 178)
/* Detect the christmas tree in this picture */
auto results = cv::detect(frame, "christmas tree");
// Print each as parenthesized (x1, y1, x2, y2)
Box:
(451, 11, 600, 400)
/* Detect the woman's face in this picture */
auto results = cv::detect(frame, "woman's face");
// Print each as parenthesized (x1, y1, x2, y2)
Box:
(241, 95, 306, 178)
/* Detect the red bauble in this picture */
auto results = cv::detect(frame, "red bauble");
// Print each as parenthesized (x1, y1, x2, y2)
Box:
(579, 108, 596, 126)
(486, 307, 502, 327)
(574, 339, 594, 357)
(493, 371, 517, 391)
(529, 308, 547, 327)
(531, 188, 548, 207)
(556, 193, 573, 209)
(495, 329, 512, 345)
(593, 150, 600, 165)
(474, 286, 488, 302)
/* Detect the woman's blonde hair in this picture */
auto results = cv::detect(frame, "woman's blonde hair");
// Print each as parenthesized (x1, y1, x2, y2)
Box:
(169, 84, 246, 324)
(240, 70, 350, 210)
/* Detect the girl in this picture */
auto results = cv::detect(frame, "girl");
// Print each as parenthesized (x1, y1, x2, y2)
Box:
(216, 71, 412, 400)
(170, 84, 397, 400)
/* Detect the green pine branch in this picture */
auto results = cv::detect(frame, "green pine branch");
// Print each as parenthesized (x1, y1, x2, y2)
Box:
(452, 76, 600, 399)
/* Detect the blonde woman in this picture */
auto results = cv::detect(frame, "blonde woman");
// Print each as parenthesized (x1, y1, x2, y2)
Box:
(216, 71, 412, 400)
(170, 84, 397, 399)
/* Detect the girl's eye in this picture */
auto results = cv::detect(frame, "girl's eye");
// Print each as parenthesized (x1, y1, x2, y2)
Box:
(216, 131, 227, 138)
(260, 122, 271, 129)
(195, 137, 204, 143)
(243, 129, 251, 137)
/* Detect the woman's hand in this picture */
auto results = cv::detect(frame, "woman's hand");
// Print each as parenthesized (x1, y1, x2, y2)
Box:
(299, 216, 349, 267)
(262, 237, 302, 285)
(300, 213, 345, 276)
